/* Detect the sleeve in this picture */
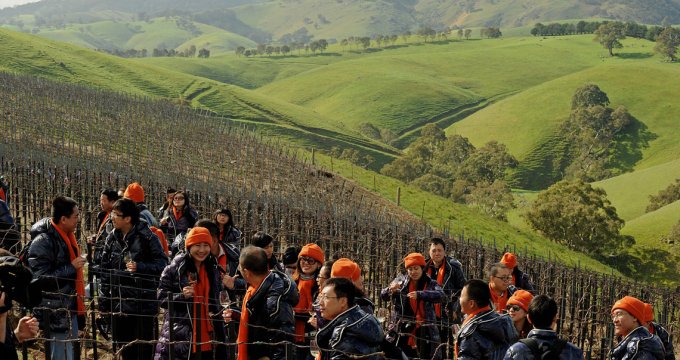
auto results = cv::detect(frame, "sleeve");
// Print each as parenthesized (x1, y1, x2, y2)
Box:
(28, 235, 76, 291)
(417, 281, 445, 303)
(135, 233, 169, 275)
(157, 264, 190, 308)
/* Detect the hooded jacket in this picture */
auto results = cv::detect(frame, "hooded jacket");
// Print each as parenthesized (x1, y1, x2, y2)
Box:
(512, 267, 534, 292)
(27, 218, 77, 332)
(504, 329, 584, 360)
(425, 255, 466, 324)
(610, 326, 665, 360)
(649, 322, 674, 360)
(160, 206, 198, 240)
(456, 309, 519, 360)
(154, 253, 227, 360)
(316, 305, 384, 360)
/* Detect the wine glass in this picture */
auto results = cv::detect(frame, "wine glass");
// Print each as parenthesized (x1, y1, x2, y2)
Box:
(123, 252, 132, 270)
(376, 307, 390, 324)
(310, 339, 320, 358)
(187, 271, 197, 284)
(219, 290, 231, 309)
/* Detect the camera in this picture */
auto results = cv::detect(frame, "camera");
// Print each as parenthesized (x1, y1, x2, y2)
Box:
(0, 255, 42, 312)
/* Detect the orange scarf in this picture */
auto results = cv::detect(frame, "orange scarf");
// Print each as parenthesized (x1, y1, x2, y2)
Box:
(455, 306, 492, 357)
(294, 277, 316, 342)
(489, 284, 508, 313)
(172, 206, 183, 221)
(98, 212, 110, 232)
(192, 263, 213, 353)
(511, 274, 517, 286)
(427, 261, 446, 318)
(238, 279, 262, 360)
(0, 188, 5, 202)
(50, 220, 85, 316)
(407, 280, 426, 348)
(150, 226, 169, 255)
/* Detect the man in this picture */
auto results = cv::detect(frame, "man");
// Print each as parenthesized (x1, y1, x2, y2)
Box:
(234, 245, 299, 360)
(157, 187, 176, 220)
(643, 303, 674, 360)
(489, 263, 517, 313)
(28, 196, 86, 360)
(89, 189, 119, 265)
(251, 231, 286, 272)
(316, 277, 383, 360)
(456, 279, 518, 360)
(0, 197, 19, 253)
(98, 198, 168, 360)
(504, 295, 583, 360)
(610, 296, 664, 360)
(500, 253, 534, 291)
(123, 182, 158, 227)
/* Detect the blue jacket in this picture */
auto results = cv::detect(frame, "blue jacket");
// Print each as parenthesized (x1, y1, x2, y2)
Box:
(649, 322, 674, 360)
(610, 326, 665, 360)
(425, 256, 466, 324)
(456, 309, 518, 360)
(504, 329, 583, 360)
(316, 305, 384, 360)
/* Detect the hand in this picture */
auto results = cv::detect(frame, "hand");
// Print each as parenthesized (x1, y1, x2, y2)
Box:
(86, 234, 96, 244)
(222, 274, 236, 290)
(126, 261, 137, 272)
(0, 292, 5, 308)
(182, 285, 195, 299)
(222, 308, 233, 323)
(407, 291, 418, 300)
(390, 281, 401, 294)
(14, 316, 39, 343)
(308, 316, 318, 329)
(71, 256, 87, 270)
(160, 217, 169, 226)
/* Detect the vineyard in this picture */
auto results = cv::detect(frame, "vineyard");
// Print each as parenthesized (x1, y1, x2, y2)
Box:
(0, 72, 678, 359)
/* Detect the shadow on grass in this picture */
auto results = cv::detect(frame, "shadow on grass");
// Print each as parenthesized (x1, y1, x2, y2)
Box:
(616, 52, 654, 60)
(608, 114, 657, 173)
(601, 247, 680, 285)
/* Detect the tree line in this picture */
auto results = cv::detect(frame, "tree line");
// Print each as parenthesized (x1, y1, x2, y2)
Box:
(97, 45, 211, 58)
(531, 20, 664, 41)
(235, 40, 327, 57)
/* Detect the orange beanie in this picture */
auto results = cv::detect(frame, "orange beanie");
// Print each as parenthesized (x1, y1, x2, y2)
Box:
(124, 182, 145, 203)
(644, 303, 654, 323)
(299, 243, 325, 264)
(185, 227, 213, 249)
(612, 296, 646, 324)
(404, 253, 426, 269)
(500, 252, 517, 269)
(331, 258, 361, 281)
(507, 290, 534, 312)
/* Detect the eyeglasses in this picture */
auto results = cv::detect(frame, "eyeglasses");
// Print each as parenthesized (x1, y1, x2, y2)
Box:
(506, 305, 522, 312)
(611, 311, 630, 321)
(111, 212, 125, 218)
(299, 256, 317, 264)
(173, 197, 185, 200)
(318, 294, 339, 301)
(494, 275, 513, 282)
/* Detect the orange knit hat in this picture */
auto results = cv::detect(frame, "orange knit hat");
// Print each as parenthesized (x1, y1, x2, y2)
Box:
(404, 253, 426, 269)
(612, 296, 646, 324)
(643, 303, 654, 323)
(185, 227, 213, 249)
(331, 258, 361, 281)
(500, 252, 517, 269)
(124, 182, 145, 203)
(298, 243, 324, 264)
(507, 290, 534, 312)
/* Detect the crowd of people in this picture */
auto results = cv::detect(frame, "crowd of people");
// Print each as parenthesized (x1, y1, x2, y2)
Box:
(0, 181, 676, 360)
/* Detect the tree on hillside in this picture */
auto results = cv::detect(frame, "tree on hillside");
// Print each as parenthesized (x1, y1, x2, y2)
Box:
(524, 179, 634, 255)
(465, 180, 515, 221)
(647, 178, 680, 212)
(654, 27, 680, 62)
(197, 48, 210, 58)
(464, 29, 472, 40)
(594, 22, 626, 56)
(417, 26, 436, 42)
(571, 83, 609, 109)
(457, 29, 464, 39)
(481, 27, 502, 38)
(401, 31, 411, 44)
(235, 46, 245, 57)
(456, 141, 517, 183)
(281, 45, 291, 56)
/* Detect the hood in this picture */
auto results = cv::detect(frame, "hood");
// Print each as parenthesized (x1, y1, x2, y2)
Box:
(251, 270, 299, 307)
(30, 217, 52, 239)
(338, 306, 384, 344)
(461, 310, 516, 345)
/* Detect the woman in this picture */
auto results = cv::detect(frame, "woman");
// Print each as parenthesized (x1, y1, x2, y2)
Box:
(293, 243, 325, 360)
(381, 253, 445, 360)
(506, 290, 534, 338)
(156, 227, 226, 360)
(160, 190, 198, 241)
(251, 231, 285, 272)
(213, 208, 241, 245)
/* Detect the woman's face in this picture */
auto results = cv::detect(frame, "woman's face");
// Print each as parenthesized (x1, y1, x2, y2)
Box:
(263, 242, 274, 259)
(299, 256, 320, 275)
(406, 265, 423, 281)
(317, 265, 330, 288)
(173, 193, 185, 208)
(216, 213, 229, 225)
(189, 243, 211, 263)
(507, 304, 527, 323)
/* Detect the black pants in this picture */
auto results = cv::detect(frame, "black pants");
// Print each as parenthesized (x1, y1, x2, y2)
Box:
(112, 314, 155, 360)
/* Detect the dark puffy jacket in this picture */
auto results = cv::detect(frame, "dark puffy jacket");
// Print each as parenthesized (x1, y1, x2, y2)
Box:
(0, 199, 14, 226)
(380, 274, 445, 355)
(512, 267, 534, 292)
(92, 211, 113, 267)
(138, 203, 159, 228)
(154, 253, 226, 360)
(425, 256, 466, 324)
(504, 329, 583, 360)
(243, 270, 299, 360)
(219, 226, 241, 245)
(316, 305, 384, 360)
(97, 221, 168, 315)
(27, 218, 78, 332)
(456, 309, 519, 360)
(610, 326, 665, 360)
(0, 199, 19, 253)
(1, 320, 19, 360)
(160, 207, 198, 240)
(650, 322, 674, 360)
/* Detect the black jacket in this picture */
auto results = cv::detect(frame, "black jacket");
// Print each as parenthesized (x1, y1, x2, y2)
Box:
(97, 221, 168, 315)
(504, 329, 584, 360)
(160, 207, 198, 241)
(456, 309, 519, 360)
(92, 211, 113, 267)
(1, 318, 19, 360)
(27, 218, 78, 332)
(316, 305, 384, 360)
(425, 256, 466, 324)
(610, 326, 665, 360)
(649, 322, 674, 360)
(512, 267, 534, 292)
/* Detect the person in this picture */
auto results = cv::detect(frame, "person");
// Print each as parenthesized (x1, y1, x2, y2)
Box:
(155, 227, 227, 360)
(0, 176, 8, 204)
(251, 231, 285, 272)
(225, 245, 299, 360)
(28, 196, 86, 360)
(331, 258, 373, 314)
(0, 197, 19, 253)
(124, 182, 159, 227)
(504, 295, 583, 360)
(283, 245, 302, 277)
(643, 303, 674, 360)
(160, 190, 198, 242)
(157, 187, 176, 220)
(214, 208, 241, 245)
(90, 189, 119, 266)
(98, 198, 168, 360)
(500, 253, 534, 292)
(293, 243, 325, 360)
(506, 290, 534, 338)
(316, 277, 384, 360)
(489, 263, 517, 313)
(381, 252, 445, 360)
(455, 279, 518, 360)
(610, 296, 664, 360)
(425, 237, 466, 353)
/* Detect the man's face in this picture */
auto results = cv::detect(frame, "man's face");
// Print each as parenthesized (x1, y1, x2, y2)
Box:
(429, 243, 445, 265)
(110, 209, 130, 230)
(100, 195, 114, 212)
(210, 236, 220, 256)
(490, 267, 512, 292)
(319, 285, 348, 320)
(59, 206, 80, 233)
(459, 286, 475, 315)
(612, 309, 639, 337)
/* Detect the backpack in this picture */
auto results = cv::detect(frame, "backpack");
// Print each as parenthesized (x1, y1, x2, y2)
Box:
(519, 338, 567, 360)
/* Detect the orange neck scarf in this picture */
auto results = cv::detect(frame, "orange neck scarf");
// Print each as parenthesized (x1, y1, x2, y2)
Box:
(455, 305, 492, 357)
(294, 277, 316, 342)
(192, 263, 213, 353)
(150, 226, 169, 255)
(172, 206, 183, 221)
(50, 220, 85, 316)
(407, 279, 426, 348)
(427, 261, 446, 318)
(489, 284, 508, 313)
(98, 211, 110, 232)
(238, 279, 263, 360)
(511, 274, 517, 286)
